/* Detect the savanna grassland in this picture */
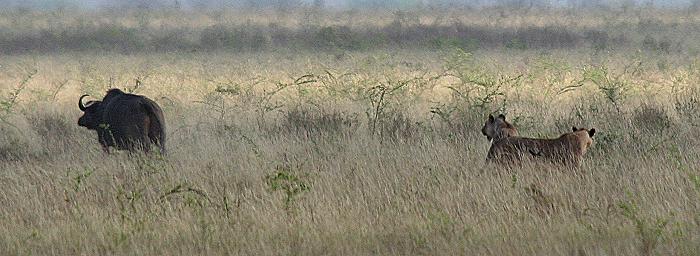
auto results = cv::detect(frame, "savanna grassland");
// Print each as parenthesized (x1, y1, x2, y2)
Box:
(1, 5, 700, 255)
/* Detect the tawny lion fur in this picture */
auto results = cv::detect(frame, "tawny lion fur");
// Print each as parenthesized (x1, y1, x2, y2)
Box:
(486, 126, 596, 167)
(481, 114, 518, 142)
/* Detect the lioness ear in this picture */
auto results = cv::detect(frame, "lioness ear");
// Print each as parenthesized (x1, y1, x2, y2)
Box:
(498, 114, 506, 121)
(572, 126, 578, 132)
(488, 114, 494, 122)
(588, 128, 596, 137)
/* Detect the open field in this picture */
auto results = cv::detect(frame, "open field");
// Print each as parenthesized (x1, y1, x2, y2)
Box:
(1, 7, 700, 255)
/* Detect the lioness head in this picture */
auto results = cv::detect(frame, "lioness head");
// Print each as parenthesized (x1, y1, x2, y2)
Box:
(482, 114, 518, 143)
(571, 126, 596, 154)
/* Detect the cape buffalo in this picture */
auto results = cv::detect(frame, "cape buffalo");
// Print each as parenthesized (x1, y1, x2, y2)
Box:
(78, 89, 166, 154)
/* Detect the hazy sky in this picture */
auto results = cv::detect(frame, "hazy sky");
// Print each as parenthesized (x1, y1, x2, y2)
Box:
(0, 0, 695, 10)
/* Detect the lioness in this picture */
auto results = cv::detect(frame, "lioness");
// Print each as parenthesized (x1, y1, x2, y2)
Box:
(486, 126, 596, 167)
(481, 114, 518, 143)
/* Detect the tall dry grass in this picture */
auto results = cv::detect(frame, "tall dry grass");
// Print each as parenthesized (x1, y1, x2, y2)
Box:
(0, 48, 698, 254)
(0, 8, 699, 255)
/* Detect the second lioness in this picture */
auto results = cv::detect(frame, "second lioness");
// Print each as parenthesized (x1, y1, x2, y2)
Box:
(486, 126, 596, 167)
(481, 114, 518, 143)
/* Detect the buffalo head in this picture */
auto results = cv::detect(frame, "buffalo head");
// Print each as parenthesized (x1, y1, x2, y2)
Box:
(77, 94, 103, 130)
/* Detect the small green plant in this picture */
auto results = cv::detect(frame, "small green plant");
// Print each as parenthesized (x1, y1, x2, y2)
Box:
(70, 168, 94, 192)
(525, 184, 556, 216)
(124, 77, 151, 94)
(134, 154, 170, 174)
(429, 103, 457, 127)
(112, 181, 148, 247)
(364, 81, 408, 137)
(674, 93, 700, 123)
(61, 167, 95, 207)
(0, 67, 36, 130)
(199, 74, 315, 128)
(426, 209, 455, 236)
(314, 70, 357, 99)
(196, 76, 260, 122)
(362, 75, 434, 139)
(50, 79, 69, 101)
(160, 183, 211, 208)
(669, 145, 700, 195)
(582, 62, 641, 112)
(527, 55, 586, 96)
(116, 186, 143, 223)
(264, 165, 311, 214)
(442, 48, 521, 112)
(632, 104, 671, 134)
(619, 200, 671, 256)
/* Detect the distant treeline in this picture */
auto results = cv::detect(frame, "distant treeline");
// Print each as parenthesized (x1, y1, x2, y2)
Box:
(0, 8, 695, 54)
(0, 23, 616, 53)
(0, 0, 698, 10)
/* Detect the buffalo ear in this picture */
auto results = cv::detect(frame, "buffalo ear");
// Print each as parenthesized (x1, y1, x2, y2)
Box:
(488, 114, 494, 122)
(572, 126, 578, 132)
(588, 128, 596, 137)
(498, 114, 506, 121)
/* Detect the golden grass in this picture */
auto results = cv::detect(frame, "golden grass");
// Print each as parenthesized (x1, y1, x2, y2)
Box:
(1, 9, 700, 255)
(0, 49, 697, 255)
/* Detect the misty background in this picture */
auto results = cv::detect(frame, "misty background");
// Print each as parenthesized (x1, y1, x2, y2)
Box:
(1, 0, 698, 54)
(0, 0, 697, 10)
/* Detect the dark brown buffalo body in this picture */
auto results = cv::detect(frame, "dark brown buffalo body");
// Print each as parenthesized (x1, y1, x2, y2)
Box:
(78, 89, 166, 154)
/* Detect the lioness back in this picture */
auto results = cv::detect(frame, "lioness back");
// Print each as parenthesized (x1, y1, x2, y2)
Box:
(487, 127, 596, 167)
